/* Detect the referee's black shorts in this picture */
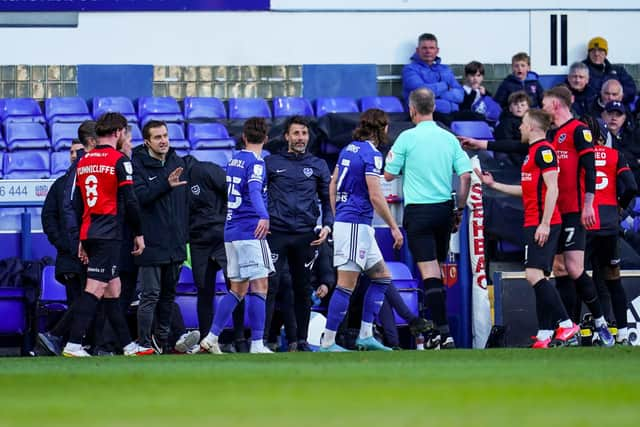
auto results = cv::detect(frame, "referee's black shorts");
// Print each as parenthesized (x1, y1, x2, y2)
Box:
(403, 202, 453, 263)
(83, 239, 121, 283)
(524, 224, 561, 275)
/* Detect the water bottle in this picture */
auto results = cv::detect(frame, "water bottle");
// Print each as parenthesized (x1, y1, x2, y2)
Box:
(416, 334, 425, 350)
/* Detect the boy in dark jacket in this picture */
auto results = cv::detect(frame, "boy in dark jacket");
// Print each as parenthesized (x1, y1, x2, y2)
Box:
(495, 52, 544, 108)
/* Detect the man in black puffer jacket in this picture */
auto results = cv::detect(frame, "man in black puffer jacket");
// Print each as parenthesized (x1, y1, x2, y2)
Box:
(131, 120, 188, 354)
(264, 116, 333, 351)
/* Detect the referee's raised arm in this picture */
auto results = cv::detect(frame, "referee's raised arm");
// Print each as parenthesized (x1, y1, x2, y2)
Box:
(384, 88, 472, 349)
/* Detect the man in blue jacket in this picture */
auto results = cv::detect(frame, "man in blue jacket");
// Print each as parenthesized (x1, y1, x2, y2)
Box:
(264, 116, 333, 351)
(402, 33, 464, 115)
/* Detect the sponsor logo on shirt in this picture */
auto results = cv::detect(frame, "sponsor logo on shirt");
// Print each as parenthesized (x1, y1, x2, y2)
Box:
(541, 149, 554, 164)
(582, 129, 593, 143)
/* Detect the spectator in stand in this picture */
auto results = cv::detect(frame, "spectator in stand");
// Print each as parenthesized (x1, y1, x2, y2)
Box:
(582, 36, 637, 105)
(565, 62, 598, 118)
(588, 79, 624, 119)
(601, 101, 640, 188)
(495, 52, 544, 109)
(460, 61, 501, 122)
(493, 91, 530, 167)
(402, 33, 464, 115)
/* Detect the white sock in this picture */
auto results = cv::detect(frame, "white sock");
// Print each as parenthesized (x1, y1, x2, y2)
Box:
(65, 342, 82, 351)
(617, 327, 628, 342)
(322, 330, 336, 347)
(204, 332, 218, 343)
(537, 330, 554, 340)
(594, 316, 607, 328)
(250, 340, 264, 351)
(359, 321, 373, 339)
(558, 319, 573, 328)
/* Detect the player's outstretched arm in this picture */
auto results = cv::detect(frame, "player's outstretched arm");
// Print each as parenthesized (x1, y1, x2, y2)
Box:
(473, 168, 522, 197)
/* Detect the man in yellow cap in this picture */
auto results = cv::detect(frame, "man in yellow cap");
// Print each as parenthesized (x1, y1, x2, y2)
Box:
(582, 36, 636, 105)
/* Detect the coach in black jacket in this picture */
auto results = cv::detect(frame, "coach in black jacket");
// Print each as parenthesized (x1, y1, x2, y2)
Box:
(43, 146, 86, 302)
(265, 116, 333, 350)
(132, 121, 188, 353)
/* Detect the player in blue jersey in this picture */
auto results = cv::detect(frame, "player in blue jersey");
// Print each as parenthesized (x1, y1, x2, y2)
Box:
(200, 118, 275, 354)
(320, 109, 405, 352)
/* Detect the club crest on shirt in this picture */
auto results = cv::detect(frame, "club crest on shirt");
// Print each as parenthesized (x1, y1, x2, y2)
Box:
(303, 167, 313, 178)
(124, 161, 133, 174)
(558, 133, 567, 144)
(541, 149, 554, 164)
(523, 155, 529, 165)
(582, 129, 593, 143)
(251, 164, 264, 180)
(191, 184, 200, 196)
(374, 156, 383, 170)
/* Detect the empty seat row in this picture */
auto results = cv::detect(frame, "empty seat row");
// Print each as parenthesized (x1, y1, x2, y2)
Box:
(1, 96, 406, 127)
(0, 121, 242, 152)
(0, 147, 269, 179)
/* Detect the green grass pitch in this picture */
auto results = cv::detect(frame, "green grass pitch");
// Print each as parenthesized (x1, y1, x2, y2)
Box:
(1, 347, 638, 427)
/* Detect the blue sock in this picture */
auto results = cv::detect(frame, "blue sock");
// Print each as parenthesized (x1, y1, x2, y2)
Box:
(211, 291, 242, 336)
(325, 286, 352, 332)
(247, 292, 266, 342)
(362, 280, 390, 323)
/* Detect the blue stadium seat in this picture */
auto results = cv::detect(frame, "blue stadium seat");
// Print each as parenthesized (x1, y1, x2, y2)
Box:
(228, 98, 271, 120)
(384, 262, 420, 327)
(175, 295, 199, 330)
(1, 98, 46, 125)
(450, 121, 494, 140)
(177, 266, 197, 294)
(188, 123, 235, 149)
(184, 97, 227, 121)
(387, 261, 415, 281)
(175, 149, 190, 158)
(360, 96, 404, 113)
(129, 123, 144, 147)
(0, 152, 3, 178)
(50, 122, 80, 151)
(315, 97, 359, 117)
(215, 269, 226, 293)
(92, 97, 138, 123)
(40, 266, 67, 303)
(3, 150, 51, 179)
(138, 97, 184, 125)
(0, 287, 27, 335)
(166, 123, 190, 150)
(190, 149, 232, 168)
(38, 266, 68, 332)
(50, 151, 70, 178)
(5, 122, 50, 151)
(45, 97, 92, 124)
(272, 97, 314, 118)
(0, 129, 6, 151)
